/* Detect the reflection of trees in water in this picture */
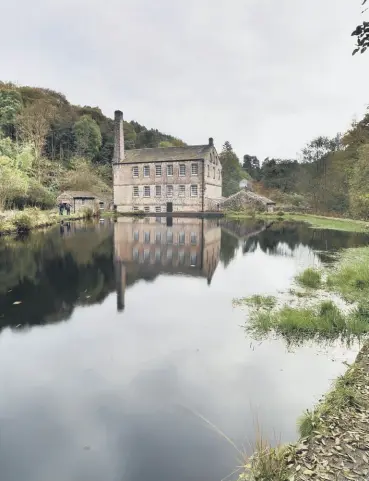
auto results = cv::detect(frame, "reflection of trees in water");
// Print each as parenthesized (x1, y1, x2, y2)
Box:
(241, 222, 369, 261)
(0, 223, 115, 330)
(220, 230, 239, 267)
(220, 220, 369, 265)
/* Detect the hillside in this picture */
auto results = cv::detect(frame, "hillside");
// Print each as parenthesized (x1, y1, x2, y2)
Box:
(0, 82, 186, 210)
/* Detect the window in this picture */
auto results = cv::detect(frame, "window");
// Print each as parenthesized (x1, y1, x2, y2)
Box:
(167, 164, 173, 176)
(179, 164, 186, 176)
(144, 231, 150, 243)
(133, 231, 139, 241)
(167, 185, 173, 197)
(155, 249, 161, 262)
(155, 231, 161, 243)
(190, 185, 198, 197)
(144, 165, 150, 177)
(155, 164, 162, 176)
(218, 169, 221, 180)
(167, 249, 173, 261)
(144, 186, 150, 197)
(179, 185, 185, 197)
(133, 206, 139, 212)
(155, 185, 161, 197)
(207, 165, 210, 177)
(155, 206, 161, 213)
(144, 249, 150, 262)
(144, 206, 150, 213)
(133, 186, 139, 197)
(132, 166, 139, 177)
(191, 163, 198, 175)
(190, 233, 197, 245)
(133, 248, 139, 260)
(190, 253, 197, 266)
(178, 232, 185, 245)
(213, 166, 215, 179)
(167, 231, 173, 244)
(178, 251, 185, 265)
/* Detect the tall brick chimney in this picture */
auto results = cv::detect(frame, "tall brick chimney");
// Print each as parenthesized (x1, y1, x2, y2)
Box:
(209, 137, 214, 147)
(113, 110, 125, 163)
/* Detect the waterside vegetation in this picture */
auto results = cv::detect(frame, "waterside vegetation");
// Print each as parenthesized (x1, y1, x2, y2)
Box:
(0, 207, 97, 235)
(240, 344, 369, 481)
(226, 211, 369, 233)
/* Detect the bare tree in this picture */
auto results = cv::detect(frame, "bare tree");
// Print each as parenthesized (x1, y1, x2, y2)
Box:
(16, 100, 56, 180)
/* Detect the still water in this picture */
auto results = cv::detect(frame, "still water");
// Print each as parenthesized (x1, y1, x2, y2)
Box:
(0, 217, 368, 481)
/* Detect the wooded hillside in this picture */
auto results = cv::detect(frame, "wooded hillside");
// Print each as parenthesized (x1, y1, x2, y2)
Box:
(0, 82, 186, 210)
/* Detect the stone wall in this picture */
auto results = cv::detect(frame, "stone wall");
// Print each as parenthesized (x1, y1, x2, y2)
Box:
(114, 160, 204, 213)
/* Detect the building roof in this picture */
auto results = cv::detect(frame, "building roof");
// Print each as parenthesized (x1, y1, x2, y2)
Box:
(57, 191, 101, 199)
(223, 190, 276, 206)
(122, 145, 211, 163)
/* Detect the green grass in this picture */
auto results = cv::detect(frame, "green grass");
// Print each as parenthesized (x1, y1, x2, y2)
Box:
(297, 409, 322, 438)
(226, 212, 369, 233)
(246, 300, 369, 344)
(0, 207, 99, 236)
(296, 268, 321, 289)
(327, 247, 369, 303)
(233, 295, 277, 310)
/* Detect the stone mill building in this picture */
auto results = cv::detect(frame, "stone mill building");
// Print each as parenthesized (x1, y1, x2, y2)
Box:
(112, 111, 222, 213)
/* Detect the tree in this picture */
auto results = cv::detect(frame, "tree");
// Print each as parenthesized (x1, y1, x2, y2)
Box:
(0, 156, 28, 209)
(219, 141, 248, 197)
(242, 154, 261, 179)
(349, 144, 369, 218)
(0, 89, 22, 138)
(73, 115, 102, 160)
(352, 0, 369, 55)
(16, 99, 56, 179)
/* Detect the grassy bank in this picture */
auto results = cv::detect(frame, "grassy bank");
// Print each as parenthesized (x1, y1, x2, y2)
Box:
(240, 343, 369, 481)
(226, 211, 369, 233)
(0, 207, 97, 236)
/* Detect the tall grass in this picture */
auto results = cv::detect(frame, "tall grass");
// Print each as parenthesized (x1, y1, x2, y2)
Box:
(246, 300, 369, 344)
(327, 247, 369, 303)
(296, 268, 321, 289)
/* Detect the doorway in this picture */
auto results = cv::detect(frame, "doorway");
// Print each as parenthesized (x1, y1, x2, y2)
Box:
(166, 202, 173, 213)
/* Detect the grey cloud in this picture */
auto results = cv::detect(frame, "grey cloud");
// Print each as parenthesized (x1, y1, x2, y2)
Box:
(1, 0, 368, 159)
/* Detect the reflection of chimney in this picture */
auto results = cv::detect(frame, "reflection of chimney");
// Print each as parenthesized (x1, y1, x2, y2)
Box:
(113, 110, 125, 163)
(208, 137, 214, 147)
(115, 261, 126, 312)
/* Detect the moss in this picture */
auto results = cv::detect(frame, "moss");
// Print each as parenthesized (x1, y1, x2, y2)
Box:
(296, 268, 321, 289)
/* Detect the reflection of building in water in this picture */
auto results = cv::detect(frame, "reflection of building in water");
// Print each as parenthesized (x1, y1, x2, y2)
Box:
(114, 217, 221, 311)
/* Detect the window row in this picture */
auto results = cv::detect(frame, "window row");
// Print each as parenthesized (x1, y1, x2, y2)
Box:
(132, 230, 198, 246)
(207, 165, 221, 180)
(133, 248, 198, 267)
(133, 184, 198, 197)
(132, 163, 198, 178)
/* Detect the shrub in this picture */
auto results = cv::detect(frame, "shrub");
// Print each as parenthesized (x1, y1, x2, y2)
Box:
(13, 212, 33, 232)
(297, 409, 322, 438)
(296, 268, 321, 289)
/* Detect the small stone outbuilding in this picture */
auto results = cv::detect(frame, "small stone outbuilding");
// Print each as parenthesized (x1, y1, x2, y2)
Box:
(56, 191, 109, 214)
(221, 189, 276, 212)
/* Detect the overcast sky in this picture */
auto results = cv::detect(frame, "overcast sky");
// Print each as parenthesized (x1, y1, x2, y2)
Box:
(1, 0, 368, 160)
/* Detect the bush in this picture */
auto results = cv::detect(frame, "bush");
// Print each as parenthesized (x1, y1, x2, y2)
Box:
(277, 211, 285, 216)
(13, 212, 33, 232)
(296, 268, 321, 289)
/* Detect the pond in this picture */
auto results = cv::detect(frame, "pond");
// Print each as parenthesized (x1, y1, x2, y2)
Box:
(0, 217, 368, 481)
